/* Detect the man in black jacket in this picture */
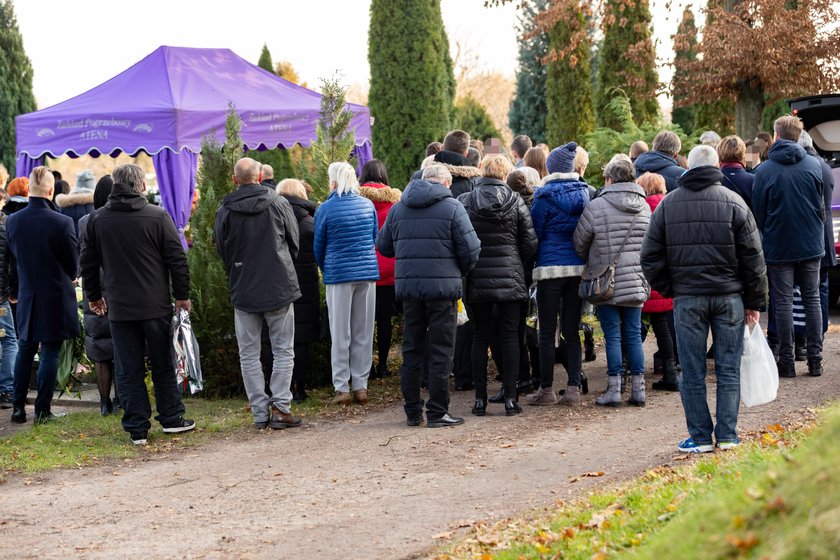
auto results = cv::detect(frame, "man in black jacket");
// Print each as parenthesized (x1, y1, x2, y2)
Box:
(0, 213, 16, 410)
(377, 165, 481, 427)
(432, 130, 482, 198)
(634, 130, 685, 192)
(81, 164, 193, 445)
(641, 145, 767, 454)
(215, 158, 302, 430)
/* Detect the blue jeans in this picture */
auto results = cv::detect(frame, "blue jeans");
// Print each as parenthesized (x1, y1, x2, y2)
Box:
(768, 259, 822, 364)
(0, 301, 18, 394)
(597, 305, 644, 376)
(674, 294, 744, 445)
(13, 339, 62, 416)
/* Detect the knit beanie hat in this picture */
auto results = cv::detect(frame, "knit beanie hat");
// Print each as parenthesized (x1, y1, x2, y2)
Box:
(93, 175, 114, 209)
(546, 142, 578, 174)
(75, 169, 96, 191)
(7, 177, 29, 198)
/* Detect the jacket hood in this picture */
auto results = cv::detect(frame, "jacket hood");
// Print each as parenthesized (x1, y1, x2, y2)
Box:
(284, 195, 316, 220)
(107, 183, 149, 211)
(55, 190, 94, 208)
(359, 183, 402, 204)
(600, 182, 647, 213)
(403, 179, 453, 208)
(433, 151, 482, 178)
(634, 150, 679, 173)
(677, 166, 724, 192)
(534, 174, 588, 216)
(461, 178, 518, 219)
(768, 139, 806, 165)
(222, 183, 277, 215)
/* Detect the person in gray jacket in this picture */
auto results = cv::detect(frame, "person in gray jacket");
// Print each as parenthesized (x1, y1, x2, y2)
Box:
(574, 157, 651, 407)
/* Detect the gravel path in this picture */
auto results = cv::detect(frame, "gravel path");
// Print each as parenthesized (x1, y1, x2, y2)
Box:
(2, 331, 839, 560)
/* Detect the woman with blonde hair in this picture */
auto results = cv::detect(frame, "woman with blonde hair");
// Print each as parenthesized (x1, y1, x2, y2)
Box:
(717, 135, 754, 209)
(524, 147, 548, 178)
(313, 162, 379, 405)
(276, 178, 319, 402)
(459, 154, 537, 416)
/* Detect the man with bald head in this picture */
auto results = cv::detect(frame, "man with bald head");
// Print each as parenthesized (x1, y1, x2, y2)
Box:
(260, 164, 276, 189)
(81, 163, 193, 445)
(215, 157, 302, 430)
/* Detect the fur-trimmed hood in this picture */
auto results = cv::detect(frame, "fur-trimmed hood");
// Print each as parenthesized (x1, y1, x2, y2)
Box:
(359, 182, 402, 204)
(55, 190, 95, 209)
(540, 171, 580, 185)
(441, 162, 482, 179)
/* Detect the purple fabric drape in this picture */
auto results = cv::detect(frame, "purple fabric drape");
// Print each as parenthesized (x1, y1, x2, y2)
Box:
(152, 149, 198, 250)
(352, 140, 373, 175)
(15, 154, 45, 179)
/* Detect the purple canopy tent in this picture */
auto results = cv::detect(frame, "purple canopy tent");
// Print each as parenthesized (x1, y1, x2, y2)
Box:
(15, 46, 373, 246)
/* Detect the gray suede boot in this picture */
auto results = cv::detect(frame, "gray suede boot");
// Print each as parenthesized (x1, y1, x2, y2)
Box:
(628, 374, 646, 407)
(595, 376, 622, 407)
(558, 385, 581, 406)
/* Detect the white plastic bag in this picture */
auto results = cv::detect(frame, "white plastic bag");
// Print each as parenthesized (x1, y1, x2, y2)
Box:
(456, 299, 469, 327)
(740, 324, 778, 407)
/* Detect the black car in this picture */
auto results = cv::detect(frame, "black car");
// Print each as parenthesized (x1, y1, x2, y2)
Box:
(788, 94, 840, 305)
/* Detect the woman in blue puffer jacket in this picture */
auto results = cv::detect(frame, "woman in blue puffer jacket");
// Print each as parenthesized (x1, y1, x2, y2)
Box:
(525, 142, 590, 407)
(314, 162, 380, 406)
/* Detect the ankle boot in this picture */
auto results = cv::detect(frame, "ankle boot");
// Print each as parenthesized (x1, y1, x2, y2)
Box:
(653, 359, 679, 392)
(472, 397, 487, 416)
(558, 385, 581, 406)
(504, 398, 522, 416)
(584, 326, 596, 362)
(808, 358, 823, 377)
(795, 336, 807, 362)
(628, 374, 646, 407)
(488, 387, 505, 404)
(99, 397, 113, 417)
(595, 376, 622, 407)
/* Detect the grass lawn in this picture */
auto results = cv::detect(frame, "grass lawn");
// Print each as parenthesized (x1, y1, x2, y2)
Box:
(436, 404, 840, 560)
(0, 374, 403, 480)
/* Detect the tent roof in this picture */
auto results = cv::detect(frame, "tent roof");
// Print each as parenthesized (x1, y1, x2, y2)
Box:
(16, 46, 371, 159)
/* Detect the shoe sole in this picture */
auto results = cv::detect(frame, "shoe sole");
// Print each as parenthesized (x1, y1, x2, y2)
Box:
(269, 421, 302, 429)
(505, 409, 522, 416)
(596, 402, 623, 407)
(406, 419, 422, 426)
(628, 400, 646, 407)
(427, 421, 465, 428)
(527, 400, 557, 406)
(132, 439, 148, 446)
(11, 416, 26, 424)
(717, 443, 739, 450)
(162, 423, 196, 434)
(678, 445, 714, 453)
(471, 410, 486, 416)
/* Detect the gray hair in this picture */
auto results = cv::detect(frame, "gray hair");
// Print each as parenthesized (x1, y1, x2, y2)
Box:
(699, 130, 721, 146)
(422, 164, 452, 186)
(520, 166, 541, 188)
(234, 158, 261, 184)
(687, 145, 719, 169)
(260, 164, 274, 179)
(112, 163, 145, 193)
(652, 130, 682, 156)
(603, 159, 636, 184)
(798, 130, 814, 150)
(328, 162, 359, 196)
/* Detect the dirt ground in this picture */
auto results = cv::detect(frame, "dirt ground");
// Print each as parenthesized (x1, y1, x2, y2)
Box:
(2, 329, 839, 560)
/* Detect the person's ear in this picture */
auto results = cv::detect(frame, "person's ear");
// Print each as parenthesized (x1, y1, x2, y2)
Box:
(141, 180, 147, 193)
(232, 174, 238, 187)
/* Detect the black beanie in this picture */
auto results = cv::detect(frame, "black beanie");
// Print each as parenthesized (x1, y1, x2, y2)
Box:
(93, 175, 114, 209)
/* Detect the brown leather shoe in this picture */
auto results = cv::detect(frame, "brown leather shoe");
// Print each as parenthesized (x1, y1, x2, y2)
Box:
(353, 389, 369, 404)
(332, 391, 352, 405)
(269, 406, 302, 429)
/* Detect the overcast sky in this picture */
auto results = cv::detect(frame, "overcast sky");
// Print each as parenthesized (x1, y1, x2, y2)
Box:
(14, 0, 692, 110)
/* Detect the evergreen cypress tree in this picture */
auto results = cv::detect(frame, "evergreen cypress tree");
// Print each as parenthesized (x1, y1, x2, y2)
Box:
(671, 7, 697, 135)
(0, 0, 36, 173)
(188, 105, 243, 397)
(454, 95, 502, 141)
(545, 0, 596, 146)
(257, 44, 274, 73)
(508, 0, 549, 144)
(368, 0, 454, 187)
(596, 0, 659, 128)
(309, 76, 358, 201)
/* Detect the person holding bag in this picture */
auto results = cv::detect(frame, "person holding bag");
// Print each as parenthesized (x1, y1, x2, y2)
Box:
(574, 156, 650, 407)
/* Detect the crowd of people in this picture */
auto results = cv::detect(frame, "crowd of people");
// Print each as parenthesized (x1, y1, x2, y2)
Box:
(0, 112, 833, 450)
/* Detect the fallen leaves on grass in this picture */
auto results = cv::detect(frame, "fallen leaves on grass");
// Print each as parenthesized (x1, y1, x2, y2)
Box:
(727, 531, 760, 552)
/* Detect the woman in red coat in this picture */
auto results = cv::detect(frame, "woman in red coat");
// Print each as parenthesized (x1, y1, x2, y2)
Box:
(359, 160, 402, 378)
(638, 172, 679, 391)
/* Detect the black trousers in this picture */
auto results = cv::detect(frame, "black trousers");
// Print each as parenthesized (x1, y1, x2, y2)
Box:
(470, 302, 520, 399)
(537, 277, 583, 388)
(400, 299, 457, 422)
(293, 343, 310, 389)
(110, 317, 185, 436)
(648, 312, 675, 361)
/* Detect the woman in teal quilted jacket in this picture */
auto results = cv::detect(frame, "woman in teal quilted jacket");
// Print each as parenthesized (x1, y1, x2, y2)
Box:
(314, 162, 380, 405)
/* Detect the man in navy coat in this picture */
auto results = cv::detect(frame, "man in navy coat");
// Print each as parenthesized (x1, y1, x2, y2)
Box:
(7, 166, 80, 424)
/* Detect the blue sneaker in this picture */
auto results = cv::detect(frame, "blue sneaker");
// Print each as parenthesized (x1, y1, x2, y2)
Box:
(677, 438, 714, 453)
(717, 439, 740, 451)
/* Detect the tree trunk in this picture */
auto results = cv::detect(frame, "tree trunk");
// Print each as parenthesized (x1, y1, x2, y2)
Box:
(735, 80, 765, 139)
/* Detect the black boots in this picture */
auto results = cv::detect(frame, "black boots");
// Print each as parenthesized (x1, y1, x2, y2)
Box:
(583, 324, 596, 362)
(11, 406, 26, 424)
(808, 358, 823, 377)
(795, 336, 807, 362)
(472, 397, 487, 416)
(504, 398, 522, 416)
(653, 359, 680, 392)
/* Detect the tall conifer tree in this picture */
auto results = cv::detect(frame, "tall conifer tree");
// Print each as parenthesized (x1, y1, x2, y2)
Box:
(0, 0, 36, 173)
(671, 7, 697, 134)
(368, 0, 454, 187)
(257, 44, 274, 73)
(508, 0, 549, 144)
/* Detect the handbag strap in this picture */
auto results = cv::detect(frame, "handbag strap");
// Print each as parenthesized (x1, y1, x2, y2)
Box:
(609, 212, 640, 267)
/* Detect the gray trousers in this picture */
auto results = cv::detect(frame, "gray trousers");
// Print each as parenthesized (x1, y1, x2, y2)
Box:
(326, 281, 375, 393)
(234, 305, 294, 421)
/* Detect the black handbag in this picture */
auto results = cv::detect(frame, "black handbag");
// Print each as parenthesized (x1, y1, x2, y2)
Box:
(578, 213, 639, 303)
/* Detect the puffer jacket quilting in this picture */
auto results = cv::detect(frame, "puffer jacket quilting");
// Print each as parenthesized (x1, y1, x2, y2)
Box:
(458, 178, 537, 303)
(574, 182, 651, 306)
(530, 172, 590, 280)
(313, 191, 380, 285)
